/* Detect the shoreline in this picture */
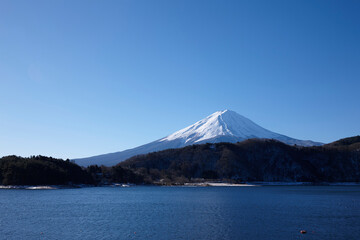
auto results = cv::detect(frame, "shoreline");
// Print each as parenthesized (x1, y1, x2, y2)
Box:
(183, 182, 258, 187)
(183, 182, 360, 187)
(0, 185, 60, 190)
(1, 182, 360, 190)
(0, 184, 92, 190)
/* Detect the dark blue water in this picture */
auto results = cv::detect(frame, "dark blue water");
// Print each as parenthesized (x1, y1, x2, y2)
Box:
(0, 186, 359, 240)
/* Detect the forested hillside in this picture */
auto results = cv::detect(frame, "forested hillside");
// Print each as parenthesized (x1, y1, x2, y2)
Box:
(0, 155, 93, 185)
(2, 136, 360, 186)
(119, 137, 360, 184)
(0, 155, 143, 186)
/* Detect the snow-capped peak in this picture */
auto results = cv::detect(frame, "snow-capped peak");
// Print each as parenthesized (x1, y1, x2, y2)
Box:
(74, 110, 322, 166)
(160, 109, 277, 144)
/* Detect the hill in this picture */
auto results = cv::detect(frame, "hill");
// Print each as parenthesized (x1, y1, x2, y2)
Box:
(324, 135, 360, 151)
(0, 155, 144, 186)
(119, 137, 360, 184)
(0, 155, 93, 185)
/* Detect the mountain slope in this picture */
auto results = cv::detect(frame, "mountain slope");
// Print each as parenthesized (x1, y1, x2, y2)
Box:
(74, 110, 322, 166)
(119, 138, 360, 183)
(158, 110, 320, 146)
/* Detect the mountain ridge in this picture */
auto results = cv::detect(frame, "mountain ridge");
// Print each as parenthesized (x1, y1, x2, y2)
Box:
(119, 136, 360, 183)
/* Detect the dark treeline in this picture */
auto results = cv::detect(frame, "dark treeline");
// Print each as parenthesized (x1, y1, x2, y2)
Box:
(1, 136, 360, 186)
(86, 164, 143, 185)
(119, 136, 360, 184)
(0, 155, 143, 186)
(0, 155, 93, 185)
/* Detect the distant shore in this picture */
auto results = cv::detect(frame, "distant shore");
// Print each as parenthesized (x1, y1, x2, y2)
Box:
(0, 185, 59, 190)
(184, 182, 258, 187)
(183, 182, 360, 187)
(2, 182, 360, 190)
(0, 184, 91, 190)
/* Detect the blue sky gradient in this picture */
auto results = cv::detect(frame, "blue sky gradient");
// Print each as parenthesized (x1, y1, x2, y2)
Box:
(1, 0, 359, 159)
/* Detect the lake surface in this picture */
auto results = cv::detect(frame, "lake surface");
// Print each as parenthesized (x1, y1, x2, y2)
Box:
(0, 186, 360, 240)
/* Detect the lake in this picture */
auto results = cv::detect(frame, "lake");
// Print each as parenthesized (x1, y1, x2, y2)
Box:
(0, 186, 359, 240)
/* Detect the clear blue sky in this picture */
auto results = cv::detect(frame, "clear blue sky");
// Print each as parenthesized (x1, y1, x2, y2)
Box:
(1, 0, 359, 159)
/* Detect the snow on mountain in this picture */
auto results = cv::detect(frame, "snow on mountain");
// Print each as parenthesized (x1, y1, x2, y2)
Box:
(73, 110, 322, 167)
(161, 110, 278, 143)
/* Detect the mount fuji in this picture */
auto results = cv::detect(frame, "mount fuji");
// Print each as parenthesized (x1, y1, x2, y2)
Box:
(74, 110, 322, 166)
